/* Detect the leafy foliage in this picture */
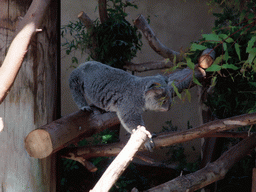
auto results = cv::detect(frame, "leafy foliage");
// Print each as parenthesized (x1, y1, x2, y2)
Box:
(186, 0, 256, 119)
(61, 0, 142, 69)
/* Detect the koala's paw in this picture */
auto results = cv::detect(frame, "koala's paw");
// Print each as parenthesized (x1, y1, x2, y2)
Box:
(80, 106, 92, 112)
(144, 138, 155, 152)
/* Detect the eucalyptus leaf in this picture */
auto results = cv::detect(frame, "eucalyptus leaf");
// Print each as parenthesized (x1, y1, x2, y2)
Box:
(171, 82, 182, 99)
(235, 43, 241, 61)
(222, 64, 239, 70)
(206, 64, 222, 72)
(190, 43, 207, 51)
(202, 34, 221, 42)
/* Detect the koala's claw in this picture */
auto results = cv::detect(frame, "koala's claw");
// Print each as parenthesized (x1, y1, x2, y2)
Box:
(144, 138, 155, 152)
(80, 106, 92, 112)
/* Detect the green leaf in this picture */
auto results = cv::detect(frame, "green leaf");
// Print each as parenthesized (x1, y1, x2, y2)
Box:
(246, 36, 256, 53)
(224, 51, 230, 61)
(206, 64, 222, 72)
(190, 43, 207, 51)
(202, 34, 221, 42)
(223, 43, 227, 51)
(192, 74, 202, 86)
(235, 43, 241, 61)
(219, 34, 234, 43)
(186, 57, 195, 70)
(213, 56, 223, 65)
(210, 76, 217, 87)
(249, 82, 256, 87)
(184, 89, 191, 102)
(222, 64, 239, 70)
(171, 82, 182, 99)
(247, 53, 256, 64)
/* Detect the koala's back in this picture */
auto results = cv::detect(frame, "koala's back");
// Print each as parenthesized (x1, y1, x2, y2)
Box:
(71, 61, 140, 111)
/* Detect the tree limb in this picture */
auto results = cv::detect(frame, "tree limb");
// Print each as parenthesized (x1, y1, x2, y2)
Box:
(144, 133, 256, 192)
(124, 60, 174, 72)
(98, 0, 108, 23)
(0, 0, 52, 104)
(60, 113, 256, 159)
(90, 126, 151, 192)
(78, 11, 98, 59)
(134, 14, 183, 63)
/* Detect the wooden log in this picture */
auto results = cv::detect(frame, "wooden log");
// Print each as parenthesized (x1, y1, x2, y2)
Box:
(25, 109, 119, 159)
(134, 14, 183, 63)
(198, 48, 215, 69)
(90, 126, 151, 192)
(145, 133, 256, 192)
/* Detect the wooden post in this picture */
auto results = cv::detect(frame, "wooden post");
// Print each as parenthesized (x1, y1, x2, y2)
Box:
(0, 0, 59, 191)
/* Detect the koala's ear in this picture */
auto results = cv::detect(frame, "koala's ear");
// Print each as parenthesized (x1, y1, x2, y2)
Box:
(146, 82, 165, 95)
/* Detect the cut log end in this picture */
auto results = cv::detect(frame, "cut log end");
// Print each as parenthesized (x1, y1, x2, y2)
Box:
(25, 129, 53, 159)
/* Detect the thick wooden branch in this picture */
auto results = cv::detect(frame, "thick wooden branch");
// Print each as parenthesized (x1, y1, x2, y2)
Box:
(90, 126, 151, 192)
(25, 108, 119, 159)
(134, 14, 183, 63)
(124, 60, 174, 72)
(0, 0, 52, 104)
(60, 113, 256, 159)
(98, 0, 108, 23)
(144, 133, 256, 192)
(198, 48, 215, 69)
(78, 11, 94, 30)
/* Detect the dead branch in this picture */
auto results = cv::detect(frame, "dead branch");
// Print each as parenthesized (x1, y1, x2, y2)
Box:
(144, 133, 256, 192)
(98, 0, 108, 23)
(0, 0, 51, 104)
(60, 113, 256, 159)
(90, 126, 151, 192)
(134, 14, 183, 63)
(64, 154, 98, 172)
(25, 108, 119, 159)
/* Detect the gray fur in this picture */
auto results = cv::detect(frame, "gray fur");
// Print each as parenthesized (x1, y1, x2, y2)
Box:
(69, 61, 172, 148)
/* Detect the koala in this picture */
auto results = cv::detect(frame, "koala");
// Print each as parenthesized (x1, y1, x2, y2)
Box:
(69, 61, 172, 151)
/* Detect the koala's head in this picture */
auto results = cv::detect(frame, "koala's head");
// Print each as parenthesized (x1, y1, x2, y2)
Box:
(144, 79, 172, 112)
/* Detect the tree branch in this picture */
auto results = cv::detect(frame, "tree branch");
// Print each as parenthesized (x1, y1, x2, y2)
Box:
(60, 113, 256, 159)
(98, 0, 108, 23)
(90, 126, 151, 192)
(144, 133, 256, 192)
(78, 11, 98, 59)
(124, 60, 174, 72)
(0, 0, 52, 104)
(134, 14, 183, 63)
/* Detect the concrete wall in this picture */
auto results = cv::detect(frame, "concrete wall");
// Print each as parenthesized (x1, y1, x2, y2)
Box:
(61, 0, 216, 163)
